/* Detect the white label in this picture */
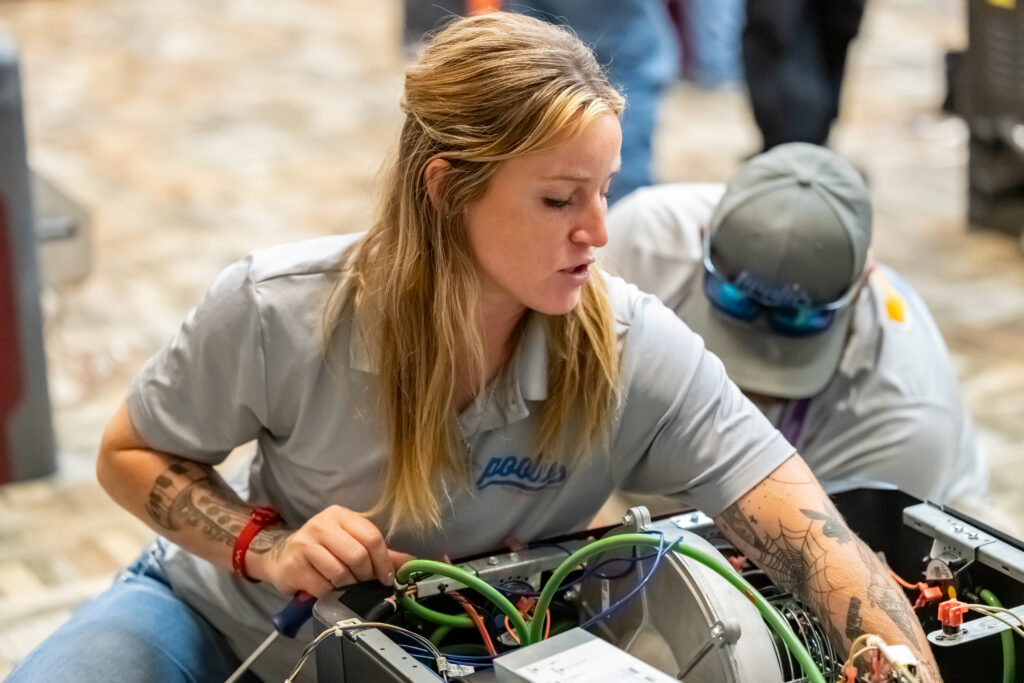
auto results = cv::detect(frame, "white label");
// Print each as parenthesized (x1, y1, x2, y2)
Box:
(513, 639, 677, 683)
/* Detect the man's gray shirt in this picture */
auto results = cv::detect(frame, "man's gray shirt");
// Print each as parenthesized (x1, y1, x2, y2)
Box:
(604, 183, 987, 506)
(126, 232, 794, 681)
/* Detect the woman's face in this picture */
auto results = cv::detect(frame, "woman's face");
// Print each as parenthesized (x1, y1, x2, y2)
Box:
(464, 112, 622, 321)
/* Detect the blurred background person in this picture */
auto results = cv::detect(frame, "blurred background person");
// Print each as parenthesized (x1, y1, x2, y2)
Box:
(743, 0, 867, 150)
(604, 143, 987, 505)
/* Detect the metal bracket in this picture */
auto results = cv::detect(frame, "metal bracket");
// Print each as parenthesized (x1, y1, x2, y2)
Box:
(903, 503, 996, 565)
(670, 510, 714, 532)
(413, 542, 586, 598)
(903, 503, 1024, 582)
(927, 603, 1024, 646)
(622, 505, 653, 532)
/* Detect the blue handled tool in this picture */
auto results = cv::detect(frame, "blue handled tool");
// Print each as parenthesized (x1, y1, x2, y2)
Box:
(223, 591, 317, 683)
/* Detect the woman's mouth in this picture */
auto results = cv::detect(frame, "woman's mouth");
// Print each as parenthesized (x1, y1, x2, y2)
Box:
(559, 261, 593, 284)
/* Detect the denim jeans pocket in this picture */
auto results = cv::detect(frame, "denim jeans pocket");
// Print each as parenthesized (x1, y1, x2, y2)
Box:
(118, 538, 168, 585)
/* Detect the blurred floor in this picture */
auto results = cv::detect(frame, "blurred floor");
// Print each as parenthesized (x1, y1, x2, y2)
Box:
(0, 0, 1022, 677)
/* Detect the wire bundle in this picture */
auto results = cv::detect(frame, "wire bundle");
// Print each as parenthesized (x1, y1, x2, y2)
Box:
(286, 531, 828, 683)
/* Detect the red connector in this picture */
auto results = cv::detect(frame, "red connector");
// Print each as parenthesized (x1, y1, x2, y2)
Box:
(915, 583, 943, 609)
(937, 599, 969, 635)
(888, 569, 943, 609)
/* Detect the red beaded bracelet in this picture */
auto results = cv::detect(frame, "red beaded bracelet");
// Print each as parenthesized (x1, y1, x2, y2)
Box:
(232, 506, 280, 583)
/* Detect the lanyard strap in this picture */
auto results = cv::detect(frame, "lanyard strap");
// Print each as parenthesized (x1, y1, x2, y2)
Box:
(779, 398, 812, 446)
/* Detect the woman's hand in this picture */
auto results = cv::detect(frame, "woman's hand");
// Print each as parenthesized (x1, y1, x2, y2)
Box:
(247, 505, 414, 597)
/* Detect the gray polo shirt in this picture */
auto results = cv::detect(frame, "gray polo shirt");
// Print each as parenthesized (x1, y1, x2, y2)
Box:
(126, 232, 793, 681)
(604, 183, 987, 505)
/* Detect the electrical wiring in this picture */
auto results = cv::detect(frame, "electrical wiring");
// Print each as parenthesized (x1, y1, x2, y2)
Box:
(839, 634, 919, 683)
(284, 621, 451, 683)
(285, 626, 340, 683)
(528, 532, 826, 683)
(497, 578, 539, 597)
(400, 595, 476, 629)
(450, 592, 497, 656)
(590, 550, 659, 580)
(967, 602, 1024, 632)
(580, 535, 672, 630)
(402, 546, 656, 640)
(402, 644, 495, 669)
(979, 588, 1016, 683)
(364, 595, 399, 622)
(504, 610, 550, 644)
(494, 550, 660, 600)
(396, 559, 529, 643)
(841, 633, 875, 675)
(395, 532, 824, 681)
(964, 604, 1024, 640)
(888, 569, 919, 591)
(430, 624, 454, 645)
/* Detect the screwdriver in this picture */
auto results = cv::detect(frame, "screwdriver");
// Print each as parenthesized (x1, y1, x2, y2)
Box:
(224, 591, 317, 683)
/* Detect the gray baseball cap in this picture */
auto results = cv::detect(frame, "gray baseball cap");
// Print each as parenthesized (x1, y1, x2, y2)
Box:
(686, 143, 872, 398)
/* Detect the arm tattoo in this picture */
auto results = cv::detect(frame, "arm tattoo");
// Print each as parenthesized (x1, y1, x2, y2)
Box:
(855, 539, 921, 645)
(719, 496, 924, 653)
(801, 508, 852, 544)
(146, 457, 284, 552)
(845, 596, 864, 641)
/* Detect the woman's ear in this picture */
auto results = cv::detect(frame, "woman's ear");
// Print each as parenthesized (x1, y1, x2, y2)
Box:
(423, 156, 452, 210)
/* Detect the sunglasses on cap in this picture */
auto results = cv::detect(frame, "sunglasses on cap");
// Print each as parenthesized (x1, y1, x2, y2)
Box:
(701, 227, 872, 337)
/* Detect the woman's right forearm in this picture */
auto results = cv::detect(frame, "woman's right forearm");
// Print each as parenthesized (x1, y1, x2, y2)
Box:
(96, 403, 286, 574)
(98, 446, 286, 571)
(97, 402, 409, 596)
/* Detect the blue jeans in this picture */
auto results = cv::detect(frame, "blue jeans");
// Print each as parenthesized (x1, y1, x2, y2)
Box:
(683, 0, 744, 88)
(8, 544, 261, 683)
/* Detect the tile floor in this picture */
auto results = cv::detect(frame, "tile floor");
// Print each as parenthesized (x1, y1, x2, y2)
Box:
(0, 0, 1022, 677)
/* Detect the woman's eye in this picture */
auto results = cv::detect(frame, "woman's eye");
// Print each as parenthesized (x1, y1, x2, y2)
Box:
(543, 197, 573, 209)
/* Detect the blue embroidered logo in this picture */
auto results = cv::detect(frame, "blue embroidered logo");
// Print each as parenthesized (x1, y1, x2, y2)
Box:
(476, 455, 567, 492)
(733, 270, 814, 307)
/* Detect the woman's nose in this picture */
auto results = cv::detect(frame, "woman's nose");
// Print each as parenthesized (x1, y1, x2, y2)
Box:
(571, 196, 608, 248)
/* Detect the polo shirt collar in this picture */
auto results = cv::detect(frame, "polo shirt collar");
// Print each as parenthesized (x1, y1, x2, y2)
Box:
(836, 279, 882, 378)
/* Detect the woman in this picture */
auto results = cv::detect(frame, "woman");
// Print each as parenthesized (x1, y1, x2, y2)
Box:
(11, 11, 940, 683)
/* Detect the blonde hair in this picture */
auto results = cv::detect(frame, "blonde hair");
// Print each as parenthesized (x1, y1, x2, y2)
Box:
(323, 12, 625, 534)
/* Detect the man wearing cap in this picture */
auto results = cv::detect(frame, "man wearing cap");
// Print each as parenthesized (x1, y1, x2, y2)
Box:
(604, 143, 986, 503)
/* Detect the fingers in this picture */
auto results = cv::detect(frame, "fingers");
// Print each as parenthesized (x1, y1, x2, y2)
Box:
(329, 508, 395, 585)
(306, 543, 367, 591)
(300, 506, 406, 586)
(389, 549, 416, 578)
(264, 506, 416, 596)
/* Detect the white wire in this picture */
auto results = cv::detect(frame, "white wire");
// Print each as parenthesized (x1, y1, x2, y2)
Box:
(284, 626, 339, 683)
(965, 605, 1024, 641)
(965, 603, 1024, 631)
(284, 621, 450, 682)
(840, 634, 919, 683)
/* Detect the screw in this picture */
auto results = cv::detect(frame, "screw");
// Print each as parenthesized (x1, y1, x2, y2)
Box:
(967, 531, 979, 540)
(952, 524, 964, 533)
(487, 556, 499, 565)
(622, 512, 634, 526)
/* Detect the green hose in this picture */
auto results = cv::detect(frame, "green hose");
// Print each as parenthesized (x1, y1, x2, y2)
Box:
(429, 624, 454, 645)
(527, 533, 826, 683)
(396, 558, 530, 642)
(399, 594, 474, 629)
(979, 588, 1015, 683)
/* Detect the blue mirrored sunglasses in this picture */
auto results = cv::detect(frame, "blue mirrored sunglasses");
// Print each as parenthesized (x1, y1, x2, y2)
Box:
(702, 269, 839, 336)
(701, 228, 871, 337)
